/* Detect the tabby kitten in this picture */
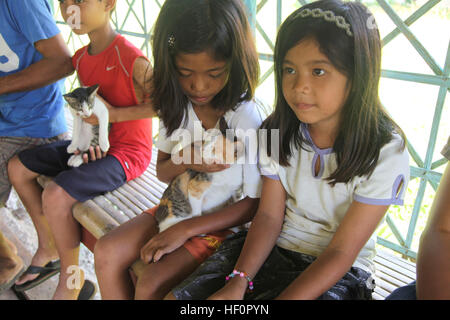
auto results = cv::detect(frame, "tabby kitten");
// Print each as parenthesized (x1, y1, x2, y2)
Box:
(155, 130, 245, 233)
(63, 85, 110, 167)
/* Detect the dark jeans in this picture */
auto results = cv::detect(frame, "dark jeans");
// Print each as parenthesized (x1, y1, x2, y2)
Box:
(173, 231, 374, 300)
(385, 281, 417, 300)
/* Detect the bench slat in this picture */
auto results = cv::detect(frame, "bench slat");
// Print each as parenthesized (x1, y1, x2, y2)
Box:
(111, 189, 143, 215)
(103, 193, 137, 219)
(372, 291, 384, 300)
(115, 185, 149, 212)
(137, 174, 166, 197)
(128, 180, 161, 207)
(374, 255, 416, 280)
(375, 262, 415, 284)
(375, 250, 417, 273)
(92, 195, 130, 224)
(374, 286, 390, 300)
(375, 268, 410, 288)
(121, 183, 155, 210)
(72, 200, 120, 239)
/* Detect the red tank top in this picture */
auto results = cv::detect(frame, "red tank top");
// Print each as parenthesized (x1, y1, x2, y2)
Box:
(72, 34, 152, 181)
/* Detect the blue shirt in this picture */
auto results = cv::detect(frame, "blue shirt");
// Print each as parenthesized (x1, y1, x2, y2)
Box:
(0, 0, 67, 138)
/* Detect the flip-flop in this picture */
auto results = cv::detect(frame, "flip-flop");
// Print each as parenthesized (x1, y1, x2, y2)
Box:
(77, 279, 97, 300)
(13, 260, 61, 292)
(0, 265, 26, 295)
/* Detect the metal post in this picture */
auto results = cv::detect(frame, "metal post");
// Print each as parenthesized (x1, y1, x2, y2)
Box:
(243, 0, 257, 35)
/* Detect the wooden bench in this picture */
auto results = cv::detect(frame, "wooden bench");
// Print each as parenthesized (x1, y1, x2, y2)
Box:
(37, 145, 166, 278)
(373, 249, 416, 300)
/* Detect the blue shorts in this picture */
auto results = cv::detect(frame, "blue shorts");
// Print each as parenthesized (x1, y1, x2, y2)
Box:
(18, 140, 126, 202)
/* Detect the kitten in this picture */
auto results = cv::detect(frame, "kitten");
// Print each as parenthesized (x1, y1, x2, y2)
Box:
(155, 129, 245, 233)
(63, 85, 110, 167)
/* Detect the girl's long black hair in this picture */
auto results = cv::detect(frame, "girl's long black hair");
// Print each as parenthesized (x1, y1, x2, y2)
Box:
(262, 0, 406, 186)
(151, 0, 260, 136)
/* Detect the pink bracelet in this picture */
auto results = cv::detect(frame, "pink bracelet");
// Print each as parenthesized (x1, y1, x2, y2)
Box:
(225, 269, 254, 292)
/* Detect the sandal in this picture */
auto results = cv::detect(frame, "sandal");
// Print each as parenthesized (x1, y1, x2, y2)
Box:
(13, 260, 61, 292)
(77, 279, 97, 300)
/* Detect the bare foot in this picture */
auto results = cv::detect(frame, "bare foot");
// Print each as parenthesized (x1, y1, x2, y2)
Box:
(3, 236, 18, 256)
(0, 255, 24, 285)
(15, 247, 58, 286)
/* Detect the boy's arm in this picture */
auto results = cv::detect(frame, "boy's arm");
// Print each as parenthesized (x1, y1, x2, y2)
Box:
(416, 163, 450, 299)
(103, 57, 157, 123)
(276, 201, 388, 300)
(0, 34, 73, 95)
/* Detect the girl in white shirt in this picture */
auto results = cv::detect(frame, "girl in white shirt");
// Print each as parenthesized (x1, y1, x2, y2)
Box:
(171, 0, 410, 300)
(94, 0, 265, 300)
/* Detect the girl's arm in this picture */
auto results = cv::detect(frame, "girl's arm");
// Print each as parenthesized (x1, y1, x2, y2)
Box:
(276, 201, 389, 300)
(141, 195, 260, 263)
(140, 150, 256, 262)
(209, 177, 287, 299)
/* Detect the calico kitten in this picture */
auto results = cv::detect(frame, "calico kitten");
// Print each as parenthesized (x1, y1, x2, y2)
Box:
(155, 129, 245, 233)
(63, 85, 110, 167)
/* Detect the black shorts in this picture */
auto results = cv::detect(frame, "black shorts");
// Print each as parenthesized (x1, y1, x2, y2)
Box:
(172, 231, 374, 300)
(18, 140, 126, 202)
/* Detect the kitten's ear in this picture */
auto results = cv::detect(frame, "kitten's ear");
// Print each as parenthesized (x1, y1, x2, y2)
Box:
(63, 94, 78, 105)
(87, 84, 100, 97)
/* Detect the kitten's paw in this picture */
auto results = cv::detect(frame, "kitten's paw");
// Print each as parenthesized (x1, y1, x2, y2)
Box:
(68, 154, 83, 167)
(99, 141, 110, 153)
(67, 144, 78, 154)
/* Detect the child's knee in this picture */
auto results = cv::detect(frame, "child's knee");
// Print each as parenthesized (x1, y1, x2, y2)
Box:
(93, 236, 111, 265)
(94, 234, 123, 270)
(41, 182, 73, 213)
(7, 156, 29, 183)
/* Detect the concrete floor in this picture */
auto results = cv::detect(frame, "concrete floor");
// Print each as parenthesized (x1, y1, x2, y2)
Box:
(0, 190, 101, 300)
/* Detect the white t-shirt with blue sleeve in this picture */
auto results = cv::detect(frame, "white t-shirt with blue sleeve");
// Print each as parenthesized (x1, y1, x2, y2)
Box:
(156, 99, 267, 199)
(259, 124, 410, 274)
(0, 0, 67, 138)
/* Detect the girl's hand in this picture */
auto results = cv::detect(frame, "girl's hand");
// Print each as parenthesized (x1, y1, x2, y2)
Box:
(140, 222, 191, 263)
(208, 277, 248, 300)
(179, 143, 230, 173)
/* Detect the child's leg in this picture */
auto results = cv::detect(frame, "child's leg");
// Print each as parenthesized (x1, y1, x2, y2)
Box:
(135, 229, 234, 300)
(41, 181, 81, 300)
(94, 212, 159, 300)
(7, 156, 59, 285)
(134, 246, 199, 300)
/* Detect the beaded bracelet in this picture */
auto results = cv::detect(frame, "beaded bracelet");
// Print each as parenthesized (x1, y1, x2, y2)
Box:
(225, 269, 254, 292)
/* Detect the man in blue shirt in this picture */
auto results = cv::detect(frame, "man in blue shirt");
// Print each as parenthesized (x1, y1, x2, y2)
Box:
(0, 0, 73, 293)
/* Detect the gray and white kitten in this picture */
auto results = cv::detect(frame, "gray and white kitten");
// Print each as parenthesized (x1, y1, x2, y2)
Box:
(63, 85, 110, 167)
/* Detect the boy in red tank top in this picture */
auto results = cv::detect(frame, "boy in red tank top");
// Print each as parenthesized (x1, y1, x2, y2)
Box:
(8, 0, 155, 299)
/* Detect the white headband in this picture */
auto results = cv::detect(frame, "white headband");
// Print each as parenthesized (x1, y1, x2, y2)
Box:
(294, 8, 353, 37)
